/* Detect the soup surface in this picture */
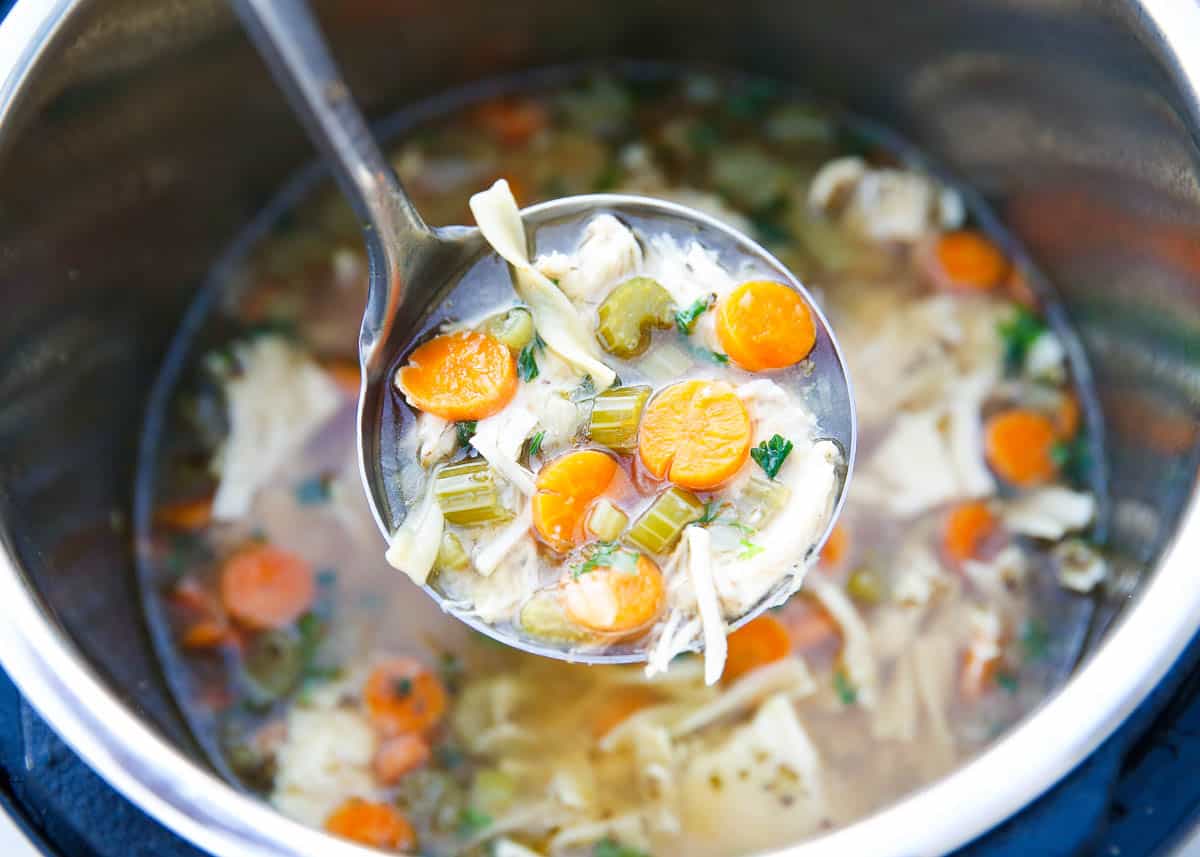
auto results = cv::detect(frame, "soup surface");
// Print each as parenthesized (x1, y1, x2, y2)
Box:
(138, 69, 1105, 857)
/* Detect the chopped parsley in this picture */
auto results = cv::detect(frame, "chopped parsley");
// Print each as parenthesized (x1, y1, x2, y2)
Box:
(675, 294, 715, 334)
(574, 541, 641, 577)
(688, 344, 730, 365)
(527, 430, 546, 457)
(392, 677, 413, 698)
(737, 539, 765, 560)
(570, 374, 598, 402)
(594, 839, 652, 857)
(456, 807, 492, 838)
(750, 433, 794, 480)
(517, 341, 540, 382)
(1051, 436, 1091, 485)
(994, 671, 1019, 694)
(698, 500, 724, 525)
(435, 744, 465, 769)
(315, 568, 337, 588)
(456, 421, 478, 446)
(1020, 619, 1050, 661)
(833, 668, 858, 706)
(998, 304, 1045, 375)
(293, 474, 332, 505)
(438, 651, 464, 693)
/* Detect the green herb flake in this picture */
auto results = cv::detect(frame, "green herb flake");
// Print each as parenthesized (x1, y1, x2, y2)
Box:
(570, 374, 598, 402)
(750, 434, 794, 480)
(438, 651, 464, 693)
(1050, 437, 1091, 485)
(1020, 619, 1050, 661)
(833, 668, 858, 706)
(998, 304, 1046, 375)
(315, 568, 337, 588)
(527, 430, 546, 458)
(687, 344, 730, 365)
(293, 474, 332, 506)
(594, 838, 652, 857)
(435, 744, 465, 769)
(456, 806, 492, 838)
(392, 677, 413, 698)
(995, 671, 1019, 694)
(573, 541, 640, 578)
(698, 500, 724, 525)
(517, 342, 540, 382)
(456, 421, 478, 446)
(675, 295, 715, 335)
(737, 539, 765, 560)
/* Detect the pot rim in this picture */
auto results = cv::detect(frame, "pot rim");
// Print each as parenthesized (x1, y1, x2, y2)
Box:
(0, 1, 1199, 855)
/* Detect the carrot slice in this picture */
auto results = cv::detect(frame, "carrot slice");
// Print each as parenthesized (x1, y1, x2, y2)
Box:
(532, 450, 621, 551)
(777, 600, 840, 651)
(325, 798, 416, 851)
(590, 687, 661, 738)
(321, 358, 362, 396)
(155, 497, 213, 531)
(959, 649, 1002, 703)
(638, 380, 751, 490)
(1055, 391, 1081, 439)
(932, 230, 1009, 291)
(984, 409, 1058, 486)
(715, 280, 817, 371)
(724, 615, 793, 683)
(559, 554, 665, 635)
(396, 330, 518, 421)
(942, 501, 997, 564)
(180, 620, 231, 650)
(219, 545, 314, 631)
(474, 99, 549, 147)
(373, 733, 431, 785)
(364, 657, 448, 737)
(819, 522, 849, 570)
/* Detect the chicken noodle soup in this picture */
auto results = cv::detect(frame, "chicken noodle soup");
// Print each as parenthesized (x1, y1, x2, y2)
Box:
(138, 70, 1104, 857)
(385, 179, 843, 680)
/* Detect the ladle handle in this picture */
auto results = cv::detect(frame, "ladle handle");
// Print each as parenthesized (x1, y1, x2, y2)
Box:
(230, 0, 428, 242)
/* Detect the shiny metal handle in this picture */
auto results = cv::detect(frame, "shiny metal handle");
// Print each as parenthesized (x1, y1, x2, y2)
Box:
(229, 0, 428, 241)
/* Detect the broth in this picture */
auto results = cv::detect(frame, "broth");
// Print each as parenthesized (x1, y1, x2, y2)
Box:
(136, 67, 1105, 857)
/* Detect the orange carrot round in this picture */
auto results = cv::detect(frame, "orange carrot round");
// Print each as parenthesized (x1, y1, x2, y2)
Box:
(724, 615, 793, 683)
(181, 620, 231, 650)
(1055, 392, 1081, 439)
(364, 657, 448, 737)
(590, 687, 661, 738)
(716, 280, 816, 371)
(638, 379, 751, 490)
(778, 600, 840, 651)
(819, 522, 849, 570)
(373, 733, 431, 785)
(396, 330, 518, 421)
(984, 409, 1058, 486)
(943, 501, 997, 564)
(559, 554, 664, 635)
(321, 358, 362, 396)
(325, 799, 416, 851)
(532, 450, 621, 552)
(155, 497, 213, 532)
(475, 99, 549, 147)
(219, 545, 315, 631)
(932, 230, 1009, 291)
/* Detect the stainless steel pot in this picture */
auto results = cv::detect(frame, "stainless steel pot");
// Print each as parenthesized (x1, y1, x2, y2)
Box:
(0, 1, 1198, 855)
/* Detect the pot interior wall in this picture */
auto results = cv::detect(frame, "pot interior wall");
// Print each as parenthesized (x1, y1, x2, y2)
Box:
(0, 0, 1198, 760)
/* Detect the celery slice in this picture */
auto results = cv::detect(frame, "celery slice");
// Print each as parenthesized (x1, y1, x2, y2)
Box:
(433, 460, 511, 525)
(586, 498, 629, 542)
(626, 487, 704, 554)
(589, 385, 651, 452)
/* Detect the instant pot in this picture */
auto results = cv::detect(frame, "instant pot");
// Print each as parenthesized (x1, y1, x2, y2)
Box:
(0, 1, 1198, 856)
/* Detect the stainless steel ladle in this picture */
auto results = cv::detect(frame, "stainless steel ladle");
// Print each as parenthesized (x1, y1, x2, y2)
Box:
(231, 0, 856, 664)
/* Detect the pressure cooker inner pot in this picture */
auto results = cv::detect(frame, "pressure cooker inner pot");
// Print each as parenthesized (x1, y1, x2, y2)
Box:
(0, 0, 1198, 854)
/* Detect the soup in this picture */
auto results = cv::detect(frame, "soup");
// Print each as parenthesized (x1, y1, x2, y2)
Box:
(138, 69, 1104, 857)
(383, 179, 843, 673)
